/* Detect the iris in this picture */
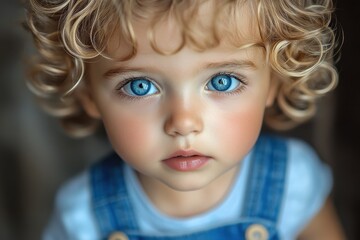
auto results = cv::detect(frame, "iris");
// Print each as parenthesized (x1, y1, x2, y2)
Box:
(207, 74, 240, 92)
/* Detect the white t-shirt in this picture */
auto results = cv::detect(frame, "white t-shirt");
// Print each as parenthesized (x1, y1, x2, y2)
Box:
(43, 138, 332, 240)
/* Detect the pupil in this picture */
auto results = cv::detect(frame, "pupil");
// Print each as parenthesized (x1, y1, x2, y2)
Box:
(212, 75, 231, 91)
(131, 80, 150, 95)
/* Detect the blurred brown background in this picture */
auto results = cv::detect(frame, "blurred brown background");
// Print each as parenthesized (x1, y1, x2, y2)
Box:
(0, 0, 359, 239)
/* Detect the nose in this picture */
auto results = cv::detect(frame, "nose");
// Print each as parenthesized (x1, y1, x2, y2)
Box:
(164, 96, 203, 137)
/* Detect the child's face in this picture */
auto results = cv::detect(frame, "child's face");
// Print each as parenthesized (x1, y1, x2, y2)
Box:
(81, 3, 276, 191)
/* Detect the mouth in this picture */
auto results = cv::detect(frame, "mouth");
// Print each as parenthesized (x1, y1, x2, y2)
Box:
(163, 150, 210, 172)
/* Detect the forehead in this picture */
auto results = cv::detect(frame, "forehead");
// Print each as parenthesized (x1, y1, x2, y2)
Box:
(105, 0, 261, 57)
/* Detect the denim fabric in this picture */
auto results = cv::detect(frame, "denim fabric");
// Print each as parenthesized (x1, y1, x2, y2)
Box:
(90, 134, 287, 240)
(91, 152, 139, 234)
(242, 135, 287, 222)
(106, 220, 278, 240)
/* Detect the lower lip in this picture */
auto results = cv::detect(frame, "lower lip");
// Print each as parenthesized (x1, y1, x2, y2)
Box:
(163, 156, 210, 172)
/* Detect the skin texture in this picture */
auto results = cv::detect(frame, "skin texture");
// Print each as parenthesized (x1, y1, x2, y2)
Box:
(77, 1, 345, 238)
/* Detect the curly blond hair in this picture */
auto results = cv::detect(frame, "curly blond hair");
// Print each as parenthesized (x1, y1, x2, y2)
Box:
(24, 0, 339, 137)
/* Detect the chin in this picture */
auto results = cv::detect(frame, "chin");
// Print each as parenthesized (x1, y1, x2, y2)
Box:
(160, 176, 214, 192)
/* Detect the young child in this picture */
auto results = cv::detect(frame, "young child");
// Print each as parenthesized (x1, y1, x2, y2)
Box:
(24, 0, 345, 239)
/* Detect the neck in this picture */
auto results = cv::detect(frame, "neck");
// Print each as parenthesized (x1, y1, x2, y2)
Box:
(137, 166, 239, 218)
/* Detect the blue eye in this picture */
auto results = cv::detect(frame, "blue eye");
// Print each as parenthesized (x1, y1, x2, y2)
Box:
(122, 78, 159, 96)
(207, 74, 241, 92)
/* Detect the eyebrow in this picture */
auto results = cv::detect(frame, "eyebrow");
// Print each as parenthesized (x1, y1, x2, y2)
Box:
(103, 59, 258, 80)
(202, 59, 258, 71)
(104, 66, 148, 79)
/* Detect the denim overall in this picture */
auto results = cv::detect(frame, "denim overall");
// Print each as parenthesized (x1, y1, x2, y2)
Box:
(90, 135, 287, 240)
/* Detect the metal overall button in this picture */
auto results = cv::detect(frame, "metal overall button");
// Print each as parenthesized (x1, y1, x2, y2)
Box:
(245, 223, 269, 240)
(108, 231, 129, 240)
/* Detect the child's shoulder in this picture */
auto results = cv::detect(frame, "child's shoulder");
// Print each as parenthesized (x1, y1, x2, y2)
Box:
(260, 134, 328, 171)
(55, 171, 90, 210)
(45, 171, 99, 239)
(269, 134, 332, 202)
(283, 136, 332, 188)
(273, 135, 333, 238)
(286, 137, 321, 162)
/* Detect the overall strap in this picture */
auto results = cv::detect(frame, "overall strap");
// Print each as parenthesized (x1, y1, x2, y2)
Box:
(90, 153, 139, 238)
(242, 134, 288, 223)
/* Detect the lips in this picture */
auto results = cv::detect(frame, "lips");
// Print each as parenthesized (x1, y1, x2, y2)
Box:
(163, 150, 210, 172)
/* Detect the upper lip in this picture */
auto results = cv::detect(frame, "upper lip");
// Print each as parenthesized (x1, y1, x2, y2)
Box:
(165, 150, 206, 159)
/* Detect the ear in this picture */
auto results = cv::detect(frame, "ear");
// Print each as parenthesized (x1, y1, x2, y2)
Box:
(266, 73, 280, 107)
(76, 85, 101, 119)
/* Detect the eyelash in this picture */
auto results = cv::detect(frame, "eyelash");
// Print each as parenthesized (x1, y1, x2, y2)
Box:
(114, 72, 248, 100)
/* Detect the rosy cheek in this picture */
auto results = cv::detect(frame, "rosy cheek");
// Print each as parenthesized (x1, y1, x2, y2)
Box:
(214, 105, 264, 156)
(102, 113, 155, 163)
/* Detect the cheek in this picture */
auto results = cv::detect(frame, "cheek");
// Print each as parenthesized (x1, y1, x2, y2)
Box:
(210, 103, 265, 156)
(101, 111, 159, 163)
